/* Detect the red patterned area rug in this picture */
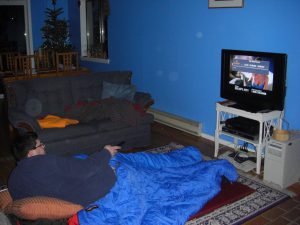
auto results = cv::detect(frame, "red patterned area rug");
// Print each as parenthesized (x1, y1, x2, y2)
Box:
(146, 143, 290, 225)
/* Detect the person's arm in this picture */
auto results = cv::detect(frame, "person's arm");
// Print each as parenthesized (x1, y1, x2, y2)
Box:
(15, 145, 119, 186)
(88, 145, 121, 163)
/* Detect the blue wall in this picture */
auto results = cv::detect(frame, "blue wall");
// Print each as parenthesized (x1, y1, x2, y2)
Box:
(54, 0, 300, 135)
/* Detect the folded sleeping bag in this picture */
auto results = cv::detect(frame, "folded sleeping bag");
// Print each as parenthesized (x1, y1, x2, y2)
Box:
(69, 146, 238, 225)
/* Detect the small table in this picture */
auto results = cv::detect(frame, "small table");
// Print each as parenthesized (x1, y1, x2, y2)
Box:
(214, 100, 283, 174)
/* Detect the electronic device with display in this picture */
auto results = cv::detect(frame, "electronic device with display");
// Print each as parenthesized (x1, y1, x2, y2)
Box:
(220, 49, 287, 112)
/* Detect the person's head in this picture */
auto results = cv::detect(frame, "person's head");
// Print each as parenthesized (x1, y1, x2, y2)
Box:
(13, 132, 46, 161)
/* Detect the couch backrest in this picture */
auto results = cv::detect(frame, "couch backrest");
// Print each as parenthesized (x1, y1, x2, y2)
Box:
(5, 71, 132, 118)
(70, 71, 132, 103)
(6, 76, 73, 117)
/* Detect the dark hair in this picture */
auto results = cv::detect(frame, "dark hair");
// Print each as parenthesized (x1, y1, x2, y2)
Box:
(13, 132, 38, 161)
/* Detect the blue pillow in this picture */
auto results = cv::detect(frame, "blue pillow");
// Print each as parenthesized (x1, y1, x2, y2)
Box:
(102, 81, 136, 101)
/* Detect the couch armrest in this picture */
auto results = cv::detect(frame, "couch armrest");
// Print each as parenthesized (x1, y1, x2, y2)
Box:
(134, 92, 154, 111)
(8, 109, 41, 133)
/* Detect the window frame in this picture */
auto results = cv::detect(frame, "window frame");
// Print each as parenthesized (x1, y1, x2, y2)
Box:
(0, 0, 33, 55)
(79, 0, 110, 64)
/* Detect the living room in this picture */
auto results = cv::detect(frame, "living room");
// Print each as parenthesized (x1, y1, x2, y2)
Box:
(59, 0, 300, 137)
(3, 0, 299, 138)
(1, 0, 300, 224)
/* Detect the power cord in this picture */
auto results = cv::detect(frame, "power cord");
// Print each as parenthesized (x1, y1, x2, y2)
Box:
(228, 143, 256, 163)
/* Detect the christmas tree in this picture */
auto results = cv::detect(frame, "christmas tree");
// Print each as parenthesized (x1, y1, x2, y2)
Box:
(40, 4, 73, 52)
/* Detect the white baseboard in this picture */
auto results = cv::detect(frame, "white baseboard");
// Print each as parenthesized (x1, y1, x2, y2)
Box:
(149, 108, 202, 136)
(148, 107, 234, 149)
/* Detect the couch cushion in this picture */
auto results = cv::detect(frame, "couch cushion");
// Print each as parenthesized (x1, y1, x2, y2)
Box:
(95, 113, 154, 132)
(95, 118, 128, 132)
(70, 72, 132, 103)
(25, 77, 73, 117)
(140, 113, 154, 124)
(38, 123, 97, 143)
(5, 82, 28, 111)
(91, 71, 132, 84)
(69, 75, 103, 103)
(44, 132, 105, 156)
(24, 98, 43, 117)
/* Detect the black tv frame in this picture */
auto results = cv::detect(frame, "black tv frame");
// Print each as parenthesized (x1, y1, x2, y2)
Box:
(220, 49, 287, 112)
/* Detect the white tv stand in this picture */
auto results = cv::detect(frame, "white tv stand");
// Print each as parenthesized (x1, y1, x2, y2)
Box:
(214, 100, 283, 174)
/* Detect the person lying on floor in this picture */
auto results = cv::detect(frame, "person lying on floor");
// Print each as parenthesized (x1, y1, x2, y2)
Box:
(8, 132, 120, 207)
(70, 146, 238, 225)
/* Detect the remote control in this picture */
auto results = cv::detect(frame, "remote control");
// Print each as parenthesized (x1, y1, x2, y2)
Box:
(116, 141, 125, 146)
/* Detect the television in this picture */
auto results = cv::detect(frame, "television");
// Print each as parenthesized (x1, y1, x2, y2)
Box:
(220, 49, 287, 112)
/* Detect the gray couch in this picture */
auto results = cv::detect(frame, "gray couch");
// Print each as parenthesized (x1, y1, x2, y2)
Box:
(5, 71, 154, 155)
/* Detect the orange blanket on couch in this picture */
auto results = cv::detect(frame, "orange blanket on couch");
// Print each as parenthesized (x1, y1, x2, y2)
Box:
(38, 115, 79, 129)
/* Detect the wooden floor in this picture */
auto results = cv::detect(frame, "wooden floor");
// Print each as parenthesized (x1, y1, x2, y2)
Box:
(0, 98, 299, 224)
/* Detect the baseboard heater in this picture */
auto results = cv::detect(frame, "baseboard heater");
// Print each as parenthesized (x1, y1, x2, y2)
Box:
(148, 108, 202, 136)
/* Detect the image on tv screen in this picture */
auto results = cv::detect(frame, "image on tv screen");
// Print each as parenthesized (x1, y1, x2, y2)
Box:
(228, 55, 274, 95)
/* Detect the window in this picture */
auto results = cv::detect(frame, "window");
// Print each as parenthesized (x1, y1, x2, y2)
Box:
(79, 0, 109, 63)
(0, 0, 33, 55)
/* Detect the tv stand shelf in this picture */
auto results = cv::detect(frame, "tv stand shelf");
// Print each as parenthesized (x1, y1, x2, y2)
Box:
(214, 100, 283, 174)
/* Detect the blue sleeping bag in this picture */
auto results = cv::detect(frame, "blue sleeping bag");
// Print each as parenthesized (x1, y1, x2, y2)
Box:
(76, 146, 238, 225)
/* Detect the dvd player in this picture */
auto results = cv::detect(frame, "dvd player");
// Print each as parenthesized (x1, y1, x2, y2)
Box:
(222, 116, 259, 140)
(222, 126, 258, 140)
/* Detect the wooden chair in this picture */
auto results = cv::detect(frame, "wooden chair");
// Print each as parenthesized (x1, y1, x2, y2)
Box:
(34, 49, 56, 72)
(14, 55, 34, 79)
(0, 52, 21, 73)
(56, 52, 79, 74)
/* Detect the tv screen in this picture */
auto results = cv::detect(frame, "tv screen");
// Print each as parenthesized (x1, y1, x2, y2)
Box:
(220, 49, 287, 112)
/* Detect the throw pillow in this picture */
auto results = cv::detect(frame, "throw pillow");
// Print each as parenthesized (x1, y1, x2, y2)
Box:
(102, 81, 136, 101)
(0, 189, 12, 210)
(4, 197, 83, 220)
